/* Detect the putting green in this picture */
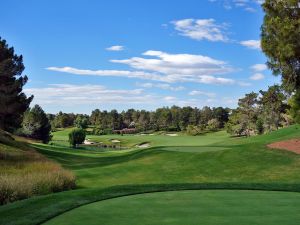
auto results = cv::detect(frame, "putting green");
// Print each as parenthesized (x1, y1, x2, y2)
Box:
(44, 190, 300, 225)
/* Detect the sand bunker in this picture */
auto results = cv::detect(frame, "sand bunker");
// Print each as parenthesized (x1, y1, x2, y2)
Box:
(166, 133, 178, 137)
(136, 142, 150, 148)
(268, 139, 300, 154)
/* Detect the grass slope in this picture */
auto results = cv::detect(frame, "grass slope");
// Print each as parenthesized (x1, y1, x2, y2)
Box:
(0, 130, 75, 205)
(45, 190, 300, 225)
(35, 126, 300, 189)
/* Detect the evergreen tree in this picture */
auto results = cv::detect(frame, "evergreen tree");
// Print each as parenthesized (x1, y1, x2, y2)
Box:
(261, 0, 300, 92)
(22, 105, 51, 143)
(0, 37, 33, 131)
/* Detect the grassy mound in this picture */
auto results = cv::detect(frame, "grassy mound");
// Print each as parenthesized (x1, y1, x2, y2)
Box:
(0, 130, 76, 205)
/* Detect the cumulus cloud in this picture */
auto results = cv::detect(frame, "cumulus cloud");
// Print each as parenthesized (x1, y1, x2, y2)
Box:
(172, 18, 229, 42)
(250, 73, 265, 80)
(240, 40, 261, 50)
(47, 50, 238, 85)
(251, 63, 267, 72)
(112, 50, 233, 75)
(106, 45, 124, 51)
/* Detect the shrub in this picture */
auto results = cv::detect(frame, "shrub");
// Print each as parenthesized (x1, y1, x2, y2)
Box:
(69, 129, 86, 148)
(186, 125, 204, 136)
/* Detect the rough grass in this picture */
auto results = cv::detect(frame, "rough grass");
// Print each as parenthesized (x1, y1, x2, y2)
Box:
(0, 131, 76, 205)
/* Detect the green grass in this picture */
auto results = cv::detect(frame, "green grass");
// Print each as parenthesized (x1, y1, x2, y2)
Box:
(1, 125, 300, 225)
(34, 126, 300, 189)
(44, 190, 300, 225)
(51, 128, 231, 148)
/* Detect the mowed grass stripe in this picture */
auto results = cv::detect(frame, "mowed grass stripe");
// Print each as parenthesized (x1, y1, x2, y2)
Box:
(44, 190, 300, 225)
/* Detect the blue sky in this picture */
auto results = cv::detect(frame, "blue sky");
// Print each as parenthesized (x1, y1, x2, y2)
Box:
(0, 0, 279, 114)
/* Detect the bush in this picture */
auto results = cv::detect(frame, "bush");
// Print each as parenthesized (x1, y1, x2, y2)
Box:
(186, 125, 204, 136)
(69, 129, 86, 148)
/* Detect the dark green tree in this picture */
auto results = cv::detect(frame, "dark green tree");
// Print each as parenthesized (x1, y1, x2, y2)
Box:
(68, 128, 86, 148)
(0, 37, 33, 131)
(288, 91, 300, 124)
(22, 105, 52, 143)
(256, 118, 264, 135)
(259, 85, 286, 131)
(261, 0, 300, 92)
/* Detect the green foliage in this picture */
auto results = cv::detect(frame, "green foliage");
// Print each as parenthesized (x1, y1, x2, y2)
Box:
(89, 106, 229, 135)
(186, 125, 203, 136)
(256, 118, 264, 135)
(227, 92, 258, 137)
(0, 37, 33, 132)
(68, 129, 86, 148)
(261, 0, 300, 92)
(53, 112, 76, 128)
(288, 89, 300, 123)
(259, 85, 287, 131)
(226, 86, 289, 136)
(206, 118, 221, 131)
(74, 115, 88, 129)
(21, 105, 52, 143)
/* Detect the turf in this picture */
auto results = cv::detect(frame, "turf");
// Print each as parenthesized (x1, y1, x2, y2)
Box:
(51, 128, 231, 148)
(44, 190, 300, 225)
(34, 126, 300, 189)
(1, 125, 300, 225)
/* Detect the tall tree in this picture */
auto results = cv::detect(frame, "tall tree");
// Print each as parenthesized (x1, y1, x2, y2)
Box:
(0, 37, 33, 131)
(259, 85, 287, 131)
(261, 0, 300, 92)
(237, 92, 258, 136)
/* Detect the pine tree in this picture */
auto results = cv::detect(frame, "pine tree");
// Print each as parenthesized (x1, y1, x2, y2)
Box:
(0, 37, 33, 131)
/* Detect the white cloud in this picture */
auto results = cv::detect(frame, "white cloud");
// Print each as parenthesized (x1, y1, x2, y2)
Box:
(250, 73, 265, 80)
(251, 63, 267, 72)
(24, 84, 158, 106)
(111, 50, 235, 84)
(209, 0, 264, 11)
(240, 40, 261, 50)
(237, 81, 252, 86)
(188, 90, 216, 97)
(47, 50, 238, 85)
(106, 45, 124, 51)
(136, 82, 185, 91)
(172, 18, 229, 42)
